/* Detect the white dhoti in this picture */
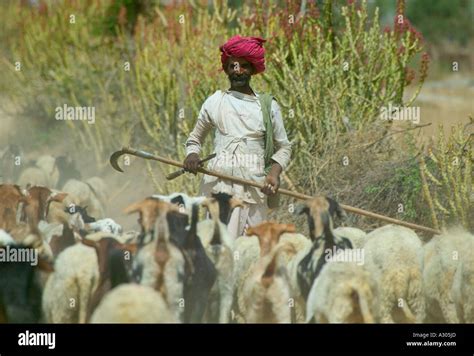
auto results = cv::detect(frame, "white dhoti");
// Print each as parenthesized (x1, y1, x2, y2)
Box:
(227, 203, 268, 239)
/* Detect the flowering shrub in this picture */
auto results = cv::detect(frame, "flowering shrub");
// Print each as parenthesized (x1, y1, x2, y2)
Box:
(6, 0, 467, 232)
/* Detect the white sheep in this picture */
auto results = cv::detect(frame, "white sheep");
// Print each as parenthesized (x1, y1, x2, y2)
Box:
(452, 233, 474, 323)
(42, 231, 132, 324)
(334, 227, 367, 249)
(90, 284, 177, 323)
(363, 224, 425, 323)
(88, 218, 123, 235)
(306, 261, 378, 323)
(42, 242, 99, 323)
(17, 166, 49, 187)
(423, 227, 474, 323)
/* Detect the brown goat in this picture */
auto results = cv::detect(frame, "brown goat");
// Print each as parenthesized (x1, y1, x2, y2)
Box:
(81, 234, 136, 322)
(246, 222, 296, 256)
(0, 184, 26, 232)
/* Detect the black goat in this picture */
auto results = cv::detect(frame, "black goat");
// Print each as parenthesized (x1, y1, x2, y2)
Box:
(0, 245, 53, 323)
(181, 204, 217, 323)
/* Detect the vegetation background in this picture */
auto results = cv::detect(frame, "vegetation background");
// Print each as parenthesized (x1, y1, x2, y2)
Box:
(0, 0, 472, 235)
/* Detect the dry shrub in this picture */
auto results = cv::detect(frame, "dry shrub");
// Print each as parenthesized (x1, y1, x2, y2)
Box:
(420, 122, 473, 232)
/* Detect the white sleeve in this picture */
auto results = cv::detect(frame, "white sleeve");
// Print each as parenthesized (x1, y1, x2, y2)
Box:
(185, 98, 215, 156)
(270, 99, 292, 170)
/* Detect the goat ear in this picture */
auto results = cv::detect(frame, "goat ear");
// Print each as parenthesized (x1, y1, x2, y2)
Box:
(123, 243, 138, 255)
(245, 226, 256, 236)
(50, 192, 68, 203)
(295, 204, 309, 215)
(81, 237, 97, 248)
(37, 256, 54, 273)
(283, 224, 296, 233)
(118, 243, 137, 255)
(201, 198, 213, 209)
(326, 197, 347, 220)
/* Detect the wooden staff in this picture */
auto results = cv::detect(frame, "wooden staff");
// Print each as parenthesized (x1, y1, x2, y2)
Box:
(110, 146, 441, 235)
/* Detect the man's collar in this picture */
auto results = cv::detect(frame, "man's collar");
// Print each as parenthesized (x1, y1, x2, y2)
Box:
(225, 89, 259, 101)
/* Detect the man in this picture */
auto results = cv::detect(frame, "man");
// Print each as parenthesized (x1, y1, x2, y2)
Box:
(183, 35, 292, 238)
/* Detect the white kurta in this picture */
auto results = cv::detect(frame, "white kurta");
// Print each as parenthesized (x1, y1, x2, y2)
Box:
(185, 89, 292, 236)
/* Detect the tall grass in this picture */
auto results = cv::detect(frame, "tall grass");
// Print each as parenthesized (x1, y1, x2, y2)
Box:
(3, 0, 469, 232)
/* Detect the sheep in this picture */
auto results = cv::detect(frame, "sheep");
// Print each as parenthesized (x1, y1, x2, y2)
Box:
(90, 284, 177, 323)
(423, 227, 474, 323)
(42, 243, 99, 323)
(87, 218, 122, 235)
(17, 166, 50, 188)
(306, 261, 379, 323)
(333, 227, 367, 249)
(62, 179, 105, 219)
(0, 242, 54, 323)
(42, 230, 134, 324)
(364, 224, 425, 323)
(125, 198, 186, 322)
(452, 230, 474, 323)
(233, 222, 296, 323)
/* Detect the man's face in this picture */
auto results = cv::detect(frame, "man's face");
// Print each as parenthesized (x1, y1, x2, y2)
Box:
(225, 57, 254, 87)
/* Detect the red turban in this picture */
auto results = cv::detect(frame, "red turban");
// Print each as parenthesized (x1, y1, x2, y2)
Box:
(219, 35, 267, 74)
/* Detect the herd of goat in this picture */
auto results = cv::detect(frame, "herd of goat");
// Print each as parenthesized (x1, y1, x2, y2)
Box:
(0, 149, 473, 324)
